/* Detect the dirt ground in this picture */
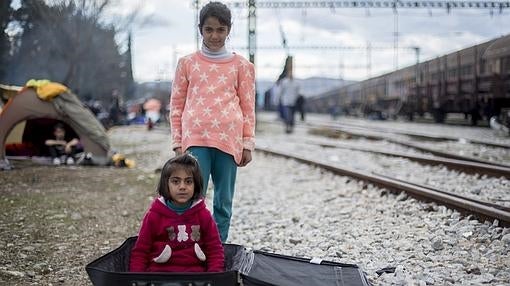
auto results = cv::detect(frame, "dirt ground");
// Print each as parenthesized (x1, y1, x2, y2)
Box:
(0, 125, 171, 285)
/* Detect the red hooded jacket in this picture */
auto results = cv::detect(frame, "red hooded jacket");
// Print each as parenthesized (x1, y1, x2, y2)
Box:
(129, 197, 224, 272)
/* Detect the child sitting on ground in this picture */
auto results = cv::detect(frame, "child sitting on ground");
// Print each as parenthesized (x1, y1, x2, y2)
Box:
(45, 123, 80, 165)
(129, 153, 224, 272)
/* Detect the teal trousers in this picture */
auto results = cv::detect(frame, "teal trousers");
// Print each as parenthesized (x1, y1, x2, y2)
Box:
(187, 146, 237, 242)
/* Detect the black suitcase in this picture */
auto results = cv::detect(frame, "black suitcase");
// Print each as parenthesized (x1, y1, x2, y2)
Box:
(86, 236, 371, 286)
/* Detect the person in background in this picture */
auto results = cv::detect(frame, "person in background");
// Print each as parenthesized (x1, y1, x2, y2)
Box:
(278, 67, 300, 133)
(169, 1, 256, 243)
(295, 94, 306, 122)
(147, 117, 154, 131)
(45, 123, 80, 165)
(129, 154, 224, 272)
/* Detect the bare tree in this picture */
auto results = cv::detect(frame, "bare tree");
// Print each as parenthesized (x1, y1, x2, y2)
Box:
(7, 0, 134, 104)
(0, 0, 13, 82)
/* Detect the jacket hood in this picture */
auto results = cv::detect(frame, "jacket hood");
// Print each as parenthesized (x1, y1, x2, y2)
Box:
(150, 197, 206, 218)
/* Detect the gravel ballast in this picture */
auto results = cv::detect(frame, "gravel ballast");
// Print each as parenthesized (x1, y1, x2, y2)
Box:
(0, 118, 509, 285)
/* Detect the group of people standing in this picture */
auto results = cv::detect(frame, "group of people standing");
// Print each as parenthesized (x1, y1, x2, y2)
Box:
(129, 1, 308, 273)
(130, 1, 255, 273)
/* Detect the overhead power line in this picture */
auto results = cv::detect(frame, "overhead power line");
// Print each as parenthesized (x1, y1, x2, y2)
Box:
(234, 45, 418, 51)
(228, 1, 501, 77)
(228, 1, 510, 13)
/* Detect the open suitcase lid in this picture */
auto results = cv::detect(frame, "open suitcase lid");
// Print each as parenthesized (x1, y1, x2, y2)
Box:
(86, 236, 371, 286)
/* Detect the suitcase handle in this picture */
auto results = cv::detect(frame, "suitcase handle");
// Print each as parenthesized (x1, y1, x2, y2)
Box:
(130, 281, 214, 286)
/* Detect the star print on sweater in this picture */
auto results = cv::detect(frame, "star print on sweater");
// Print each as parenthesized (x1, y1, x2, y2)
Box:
(170, 51, 256, 164)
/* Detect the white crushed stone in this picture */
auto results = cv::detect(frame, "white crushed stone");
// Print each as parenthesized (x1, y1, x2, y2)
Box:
(266, 112, 510, 165)
(256, 133, 510, 208)
(113, 115, 510, 285)
(230, 153, 510, 285)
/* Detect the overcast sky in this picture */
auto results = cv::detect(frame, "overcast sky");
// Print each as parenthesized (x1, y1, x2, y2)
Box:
(114, 0, 510, 83)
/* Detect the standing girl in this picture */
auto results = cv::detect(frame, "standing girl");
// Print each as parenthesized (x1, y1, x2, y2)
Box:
(129, 154, 224, 272)
(170, 1, 256, 242)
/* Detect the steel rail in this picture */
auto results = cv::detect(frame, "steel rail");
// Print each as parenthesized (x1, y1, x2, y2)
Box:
(372, 172, 510, 213)
(308, 122, 510, 168)
(310, 120, 510, 149)
(257, 118, 510, 169)
(308, 139, 510, 178)
(256, 146, 510, 227)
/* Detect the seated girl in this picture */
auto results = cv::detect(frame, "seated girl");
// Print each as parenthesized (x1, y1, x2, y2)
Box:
(129, 153, 224, 272)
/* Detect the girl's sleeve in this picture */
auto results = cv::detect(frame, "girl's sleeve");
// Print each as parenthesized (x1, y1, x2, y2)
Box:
(203, 212, 225, 272)
(238, 59, 256, 151)
(129, 211, 154, 272)
(170, 58, 189, 151)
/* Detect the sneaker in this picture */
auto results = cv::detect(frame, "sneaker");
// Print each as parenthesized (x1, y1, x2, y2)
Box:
(53, 158, 61, 165)
(76, 153, 93, 165)
(75, 153, 85, 165)
(66, 157, 75, 165)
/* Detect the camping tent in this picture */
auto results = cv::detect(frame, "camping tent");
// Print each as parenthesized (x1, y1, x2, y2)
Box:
(0, 83, 111, 170)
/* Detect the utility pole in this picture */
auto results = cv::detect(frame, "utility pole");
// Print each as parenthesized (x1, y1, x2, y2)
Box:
(247, 0, 257, 129)
(195, 0, 200, 50)
(248, 0, 256, 64)
(366, 41, 372, 78)
(413, 46, 421, 120)
(413, 46, 420, 90)
(393, 1, 399, 70)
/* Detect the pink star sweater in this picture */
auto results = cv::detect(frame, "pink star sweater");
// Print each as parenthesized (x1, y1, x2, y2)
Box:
(170, 52, 256, 164)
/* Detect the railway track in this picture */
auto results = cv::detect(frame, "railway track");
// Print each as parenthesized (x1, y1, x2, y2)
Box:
(306, 121, 510, 168)
(308, 119, 510, 149)
(255, 146, 510, 227)
(257, 114, 510, 169)
(304, 138, 510, 178)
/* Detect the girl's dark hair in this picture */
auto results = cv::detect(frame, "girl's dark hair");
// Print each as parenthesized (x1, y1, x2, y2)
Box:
(157, 153, 203, 201)
(199, 1, 232, 32)
(53, 122, 65, 131)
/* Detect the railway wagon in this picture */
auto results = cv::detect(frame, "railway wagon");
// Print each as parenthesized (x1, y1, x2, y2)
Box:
(308, 34, 510, 125)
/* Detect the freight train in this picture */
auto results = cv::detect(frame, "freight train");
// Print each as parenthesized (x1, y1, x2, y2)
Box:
(306, 34, 510, 126)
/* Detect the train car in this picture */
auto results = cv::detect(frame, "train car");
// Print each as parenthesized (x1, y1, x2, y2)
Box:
(308, 34, 510, 126)
(361, 76, 384, 118)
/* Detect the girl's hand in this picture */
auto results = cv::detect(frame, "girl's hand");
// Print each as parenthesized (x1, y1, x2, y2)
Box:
(64, 144, 72, 153)
(238, 149, 252, 167)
